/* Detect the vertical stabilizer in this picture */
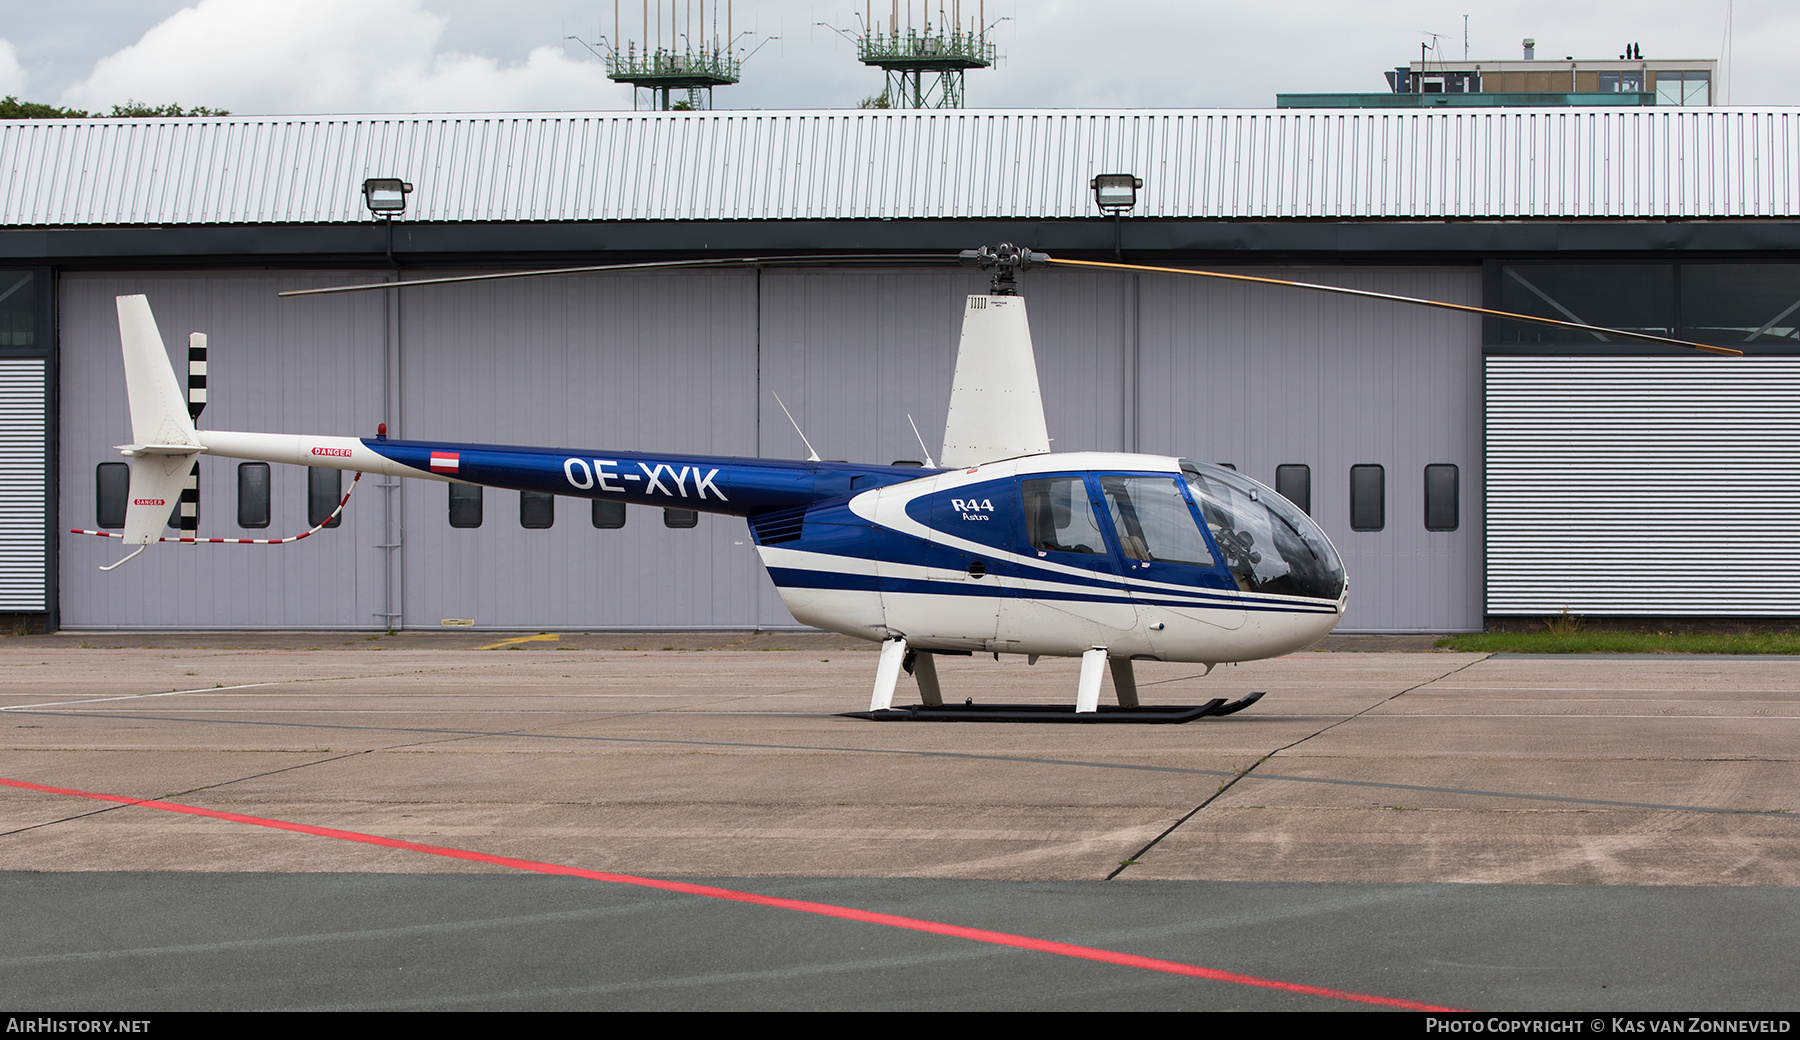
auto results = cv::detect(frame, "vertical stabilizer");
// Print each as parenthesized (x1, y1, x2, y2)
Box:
(117, 296, 199, 451)
(938, 295, 1050, 468)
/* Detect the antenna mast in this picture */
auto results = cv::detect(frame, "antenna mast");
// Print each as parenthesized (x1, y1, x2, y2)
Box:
(606, 0, 742, 110)
(855, 0, 995, 108)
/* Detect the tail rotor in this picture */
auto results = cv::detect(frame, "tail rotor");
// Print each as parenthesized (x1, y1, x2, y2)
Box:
(177, 332, 206, 540)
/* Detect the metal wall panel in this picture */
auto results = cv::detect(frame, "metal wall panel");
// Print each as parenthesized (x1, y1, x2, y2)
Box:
(8, 109, 1799, 226)
(756, 270, 980, 626)
(0, 359, 47, 610)
(1137, 267, 1485, 633)
(394, 272, 766, 630)
(1486, 358, 1800, 615)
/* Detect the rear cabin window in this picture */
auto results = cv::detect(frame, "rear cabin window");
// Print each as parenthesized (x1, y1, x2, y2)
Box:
(1021, 477, 1105, 555)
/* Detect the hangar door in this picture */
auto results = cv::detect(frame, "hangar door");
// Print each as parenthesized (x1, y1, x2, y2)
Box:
(1129, 267, 1484, 633)
(764, 266, 1486, 634)
(1487, 358, 1800, 615)
(59, 266, 1482, 633)
(57, 270, 768, 631)
(1484, 262, 1800, 619)
(58, 273, 391, 628)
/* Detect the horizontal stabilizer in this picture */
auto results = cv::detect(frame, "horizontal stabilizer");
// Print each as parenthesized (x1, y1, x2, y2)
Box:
(119, 443, 208, 456)
(939, 295, 1050, 468)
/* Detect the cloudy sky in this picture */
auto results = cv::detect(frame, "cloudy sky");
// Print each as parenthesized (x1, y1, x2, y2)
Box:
(0, 0, 1785, 115)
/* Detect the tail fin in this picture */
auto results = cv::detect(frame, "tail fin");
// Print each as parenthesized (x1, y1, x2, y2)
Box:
(938, 294, 1050, 467)
(118, 296, 198, 450)
(115, 295, 202, 548)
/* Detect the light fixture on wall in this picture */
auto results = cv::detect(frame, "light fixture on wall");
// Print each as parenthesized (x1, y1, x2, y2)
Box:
(1090, 174, 1141, 213)
(361, 178, 413, 265)
(1091, 173, 1142, 260)
(362, 178, 413, 215)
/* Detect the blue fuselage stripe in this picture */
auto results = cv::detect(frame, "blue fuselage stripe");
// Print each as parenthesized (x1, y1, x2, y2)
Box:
(763, 567, 1339, 615)
(362, 439, 933, 518)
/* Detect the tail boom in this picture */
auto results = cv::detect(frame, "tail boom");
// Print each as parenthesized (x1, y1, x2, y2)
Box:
(198, 430, 435, 481)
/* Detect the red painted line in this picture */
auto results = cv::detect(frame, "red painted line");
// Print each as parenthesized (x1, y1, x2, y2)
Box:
(0, 775, 1458, 1011)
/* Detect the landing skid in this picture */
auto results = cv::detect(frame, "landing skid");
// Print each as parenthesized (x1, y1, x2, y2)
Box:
(843, 691, 1265, 724)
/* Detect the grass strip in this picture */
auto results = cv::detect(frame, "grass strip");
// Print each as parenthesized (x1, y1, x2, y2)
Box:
(1436, 631, 1800, 654)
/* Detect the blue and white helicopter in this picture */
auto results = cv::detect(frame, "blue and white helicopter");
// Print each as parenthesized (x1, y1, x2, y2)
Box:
(92, 244, 1737, 722)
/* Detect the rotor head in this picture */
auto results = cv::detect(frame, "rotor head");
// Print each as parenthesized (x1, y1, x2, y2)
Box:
(958, 243, 1050, 295)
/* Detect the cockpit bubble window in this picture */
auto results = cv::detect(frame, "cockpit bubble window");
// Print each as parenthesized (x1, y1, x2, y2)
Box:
(1022, 476, 1106, 555)
(1180, 459, 1346, 601)
(1098, 475, 1218, 567)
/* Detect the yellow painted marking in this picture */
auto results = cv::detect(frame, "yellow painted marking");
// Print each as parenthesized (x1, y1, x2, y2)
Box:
(477, 634, 562, 651)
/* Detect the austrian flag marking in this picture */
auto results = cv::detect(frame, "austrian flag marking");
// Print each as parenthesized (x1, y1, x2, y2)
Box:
(429, 452, 460, 474)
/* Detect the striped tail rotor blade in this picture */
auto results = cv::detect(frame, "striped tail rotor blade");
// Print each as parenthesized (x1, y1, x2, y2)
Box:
(187, 333, 207, 421)
(178, 462, 200, 541)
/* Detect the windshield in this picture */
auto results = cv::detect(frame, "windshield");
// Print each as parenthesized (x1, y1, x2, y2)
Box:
(1179, 459, 1346, 601)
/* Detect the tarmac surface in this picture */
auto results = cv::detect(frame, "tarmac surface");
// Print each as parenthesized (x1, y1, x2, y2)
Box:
(2, 631, 1797, 1011)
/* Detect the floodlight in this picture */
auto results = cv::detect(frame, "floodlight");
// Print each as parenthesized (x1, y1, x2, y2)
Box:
(362, 178, 413, 215)
(1091, 174, 1142, 213)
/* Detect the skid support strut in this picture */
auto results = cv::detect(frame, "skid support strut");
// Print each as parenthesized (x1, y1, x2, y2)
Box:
(909, 651, 944, 707)
(1109, 657, 1140, 708)
(868, 637, 909, 713)
(1076, 647, 1108, 713)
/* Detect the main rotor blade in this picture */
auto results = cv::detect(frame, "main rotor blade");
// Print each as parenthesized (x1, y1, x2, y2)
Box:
(1046, 258, 1743, 357)
(278, 254, 957, 297)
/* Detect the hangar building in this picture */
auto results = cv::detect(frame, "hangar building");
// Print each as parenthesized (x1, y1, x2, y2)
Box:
(3, 108, 1798, 633)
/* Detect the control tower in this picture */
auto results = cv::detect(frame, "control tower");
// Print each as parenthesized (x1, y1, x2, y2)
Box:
(857, 1, 995, 109)
(606, 0, 742, 111)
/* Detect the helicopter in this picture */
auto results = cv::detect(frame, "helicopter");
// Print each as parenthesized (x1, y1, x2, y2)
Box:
(86, 244, 1738, 722)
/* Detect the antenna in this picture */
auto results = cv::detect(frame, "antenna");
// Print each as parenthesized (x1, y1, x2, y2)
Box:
(852, 0, 996, 108)
(907, 413, 936, 469)
(771, 391, 822, 462)
(1720, 0, 1734, 104)
(603, 0, 744, 110)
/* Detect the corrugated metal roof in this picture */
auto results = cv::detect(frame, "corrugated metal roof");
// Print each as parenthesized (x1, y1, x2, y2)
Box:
(5, 108, 1800, 226)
